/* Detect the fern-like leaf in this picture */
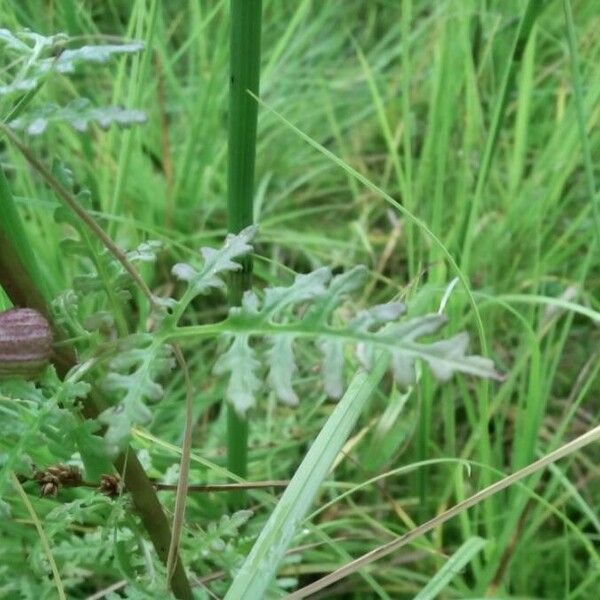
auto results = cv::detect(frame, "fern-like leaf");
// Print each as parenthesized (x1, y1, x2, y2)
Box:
(190, 233, 503, 415)
(47, 42, 144, 73)
(99, 228, 500, 431)
(213, 335, 261, 416)
(0, 30, 143, 96)
(9, 100, 146, 135)
(172, 225, 257, 300)
(99, 335, 174, 452)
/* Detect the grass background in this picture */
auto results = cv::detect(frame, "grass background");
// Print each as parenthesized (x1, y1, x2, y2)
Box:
(1, 0, 600, 597)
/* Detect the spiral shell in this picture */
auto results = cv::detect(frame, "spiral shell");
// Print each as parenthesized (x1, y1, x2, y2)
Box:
(0, 308, 53, 378)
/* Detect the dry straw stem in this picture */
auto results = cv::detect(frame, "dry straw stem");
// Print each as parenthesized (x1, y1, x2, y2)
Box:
(166, 344, 194, 583)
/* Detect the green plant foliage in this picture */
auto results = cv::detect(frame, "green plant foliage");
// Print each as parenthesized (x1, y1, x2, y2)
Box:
(0, 28, 145, 133)
(172, 228, 500, 417)
(9, 99, 146, 135)
(53, 227, 256, 453)
(225, 361, 391, 599)
(200, 509, 253, 557)
(51, 163, 160, 338)
(214, 334, 262, 416)
(412, 536, 488, 600)
(171, 225, 257, 307)
(2, 2, 597, 597)
(84, 226, 498, 454)
(99, 334, 174, 452)
(0, 29, 143, 91)
(0, 368, 103, 490)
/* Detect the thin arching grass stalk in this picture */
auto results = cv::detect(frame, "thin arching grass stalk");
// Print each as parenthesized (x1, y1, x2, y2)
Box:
(166, 344, 193, 583)
(226, 0, 262, 499)
(248, 93, 487, 350)
(0, 123, 156, 305)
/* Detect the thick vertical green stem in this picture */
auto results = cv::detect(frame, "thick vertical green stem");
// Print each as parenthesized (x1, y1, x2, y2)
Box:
(226, 0, 262, 495)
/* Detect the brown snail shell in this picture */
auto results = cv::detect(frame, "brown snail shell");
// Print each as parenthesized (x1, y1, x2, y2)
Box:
(0, 308, 53, 379)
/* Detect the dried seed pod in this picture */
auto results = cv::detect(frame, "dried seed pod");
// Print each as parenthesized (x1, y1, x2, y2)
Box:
(99, 473, 122, 498)
(34, 464, 82, 496)
(0, 308, 53, 379)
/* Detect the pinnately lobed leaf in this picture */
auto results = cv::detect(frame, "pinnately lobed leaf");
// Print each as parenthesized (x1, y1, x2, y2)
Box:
(0, 30, 144, 97)
(172, 225, 257, 300)
(98, 334, 175, 452)
(0, 308, 52, 378)
(213, 335, 261, 416)
(101, 228, 501, 439)
(170, 228, 502, 416)
(9, 100, 147, 135)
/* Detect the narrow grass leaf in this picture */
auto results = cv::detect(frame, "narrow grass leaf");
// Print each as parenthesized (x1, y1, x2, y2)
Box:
(287, 423, 600, 598)
(250, 92, 489, 353)
(413, 536, 487, 600)
(224, 357, 389, 599)
(11, 472, 66, 600)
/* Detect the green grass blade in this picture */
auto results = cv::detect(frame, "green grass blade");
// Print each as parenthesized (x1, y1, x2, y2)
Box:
(224, 357, 389, 599)
(0, 129, 193, 600)
(460, 0, 547, 271)
(562, 0, 600, 247)
(250, 93, 488, 352)
(288, 423, 600, 599)
(11, 472, 67, 600)
(0, 167, 52, 306)
(412, 537, 487, 600)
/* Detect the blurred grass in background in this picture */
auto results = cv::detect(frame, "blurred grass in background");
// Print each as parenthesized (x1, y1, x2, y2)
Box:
(1, 0, 599, 597)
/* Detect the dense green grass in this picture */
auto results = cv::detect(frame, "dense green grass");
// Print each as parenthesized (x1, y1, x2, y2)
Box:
(1, 0, 600, 598)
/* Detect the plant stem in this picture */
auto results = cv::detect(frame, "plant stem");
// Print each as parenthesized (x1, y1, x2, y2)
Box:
(226, 0, 262, 501)
(0, 123, 157, 307)
(26, 475, 289, 493)
(0, 169, 52, 309)
(0, 167, 193, 600)
(11, 473, 67, 600)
